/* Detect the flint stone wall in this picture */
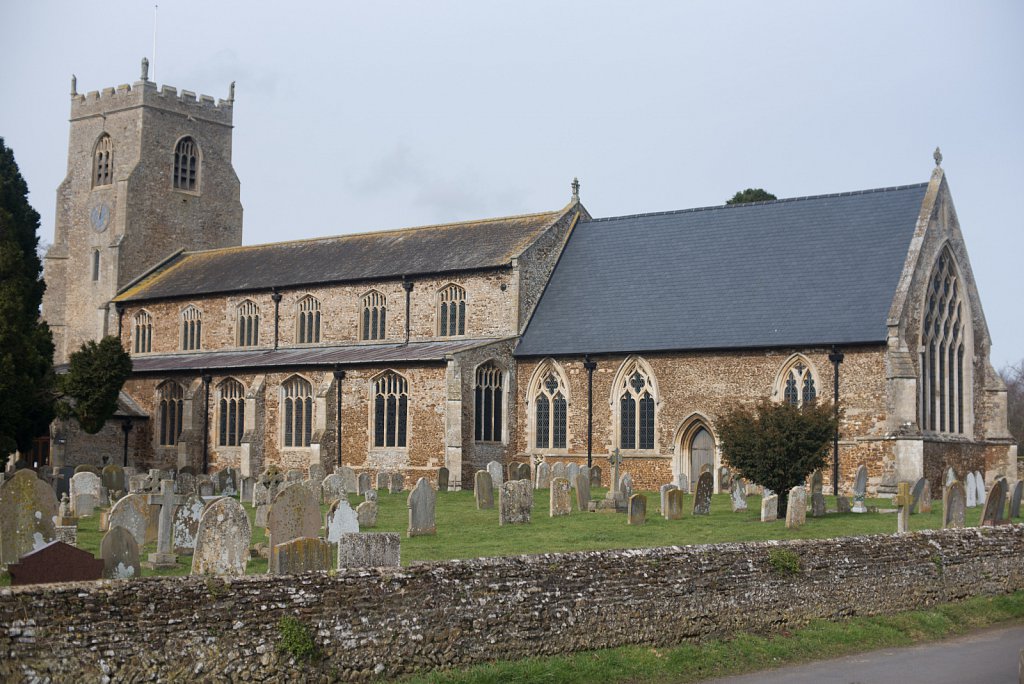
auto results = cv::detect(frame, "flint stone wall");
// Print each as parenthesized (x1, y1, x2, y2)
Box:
(1, 526, 1023, 682)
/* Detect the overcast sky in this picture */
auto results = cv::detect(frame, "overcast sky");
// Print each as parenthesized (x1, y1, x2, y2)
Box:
(2, 1, 1021, 368)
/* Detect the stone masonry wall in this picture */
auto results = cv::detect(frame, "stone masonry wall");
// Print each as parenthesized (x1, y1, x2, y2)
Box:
(1, 526, 1022, 681)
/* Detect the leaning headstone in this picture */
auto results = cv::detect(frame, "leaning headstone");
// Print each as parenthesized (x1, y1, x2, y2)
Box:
(325, 497, 359, 543)
(620, 473, 634, 502)
(551, 462, 567, 481)
(660, 483, 678, 513)
(676, 472, 689, 494)
(852, 465, 868, 513)
(192, 497, 252, 575)
(664, 488, 683, 520)
(534, 462, 550, 490)
(70, 471, 102, 517)
(389, 472, 404, 494)
(761, 494, 779, 522)
(499, 479, 533, 525)
(8, 541, 103, 585)
(321, 473, 347, 505)
(731, 480, 749, 512)
(692, 471, 713, 515)
(910, 477, 927, 514)
(272, 537, 333, 574)
(437, 467, 450, 492)
(337, 532, 401, 568)
(143, 479, 185, 569)
(267, 482, 322, 563)
(307, 463, 326, 485)
(357, 500, 378, 528)
(1011, 480, 1023, 518)
(919, 480, 933, 514)
(487, 460, 504, 490)
(171, 493, 205, 553)
(100, 526, 140, 579)
(785, 486, 807, 529)
(575, 471, 591, 511)
(966, 472, 978, 508)
(336, 466, 358, 495)
(549, 477, 572, 516)
(0, 469, 59, 565)
(980, 478, 1006, 526)
(407, 477, 436, 536)
(107, 493, 154, 548)
(943, 481, 967, 529)
(358, 472, 372, 495)
(810, 469, 823, 495)
(475, 470, 494, 509)
(589, 466, 602, 488)
(566, 463, 580, 486)
(101, 464, 126, 494)
(894, 481, 913, 533)
(974, 471, 986, 508)
(376, 471, 389, 490)
(628, 493, 647, 525)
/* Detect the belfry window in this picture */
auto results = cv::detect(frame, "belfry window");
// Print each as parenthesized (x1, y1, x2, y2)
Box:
(218, 379, 245, 447)
(158, 382, 184, 446)
(438, 284, 466, 337)
(373, 371, 409, 448)
(236, 300, 260, 347)
(133, 310, 152, 353)
(282, 376, 313, 448)
(181, 306, 202, 351)
(533, 364, 568, 450)
(920, 248, 969, 434)
(296, 296, 321, 344)
(173, 137, 199, 191)
(361, 291, 386, 341)
(474, 363, 503, 443)
(93, 135, 113, 187)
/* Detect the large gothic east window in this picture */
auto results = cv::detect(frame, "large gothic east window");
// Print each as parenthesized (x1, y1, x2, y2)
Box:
(921, 247, 970, 434)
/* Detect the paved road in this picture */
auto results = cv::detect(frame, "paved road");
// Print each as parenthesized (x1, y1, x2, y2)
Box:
(701, 623, 1024, 684)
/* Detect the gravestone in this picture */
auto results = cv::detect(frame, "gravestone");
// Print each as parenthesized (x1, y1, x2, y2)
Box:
(837, 496, 851, 514)
(107, 493, 154, 548)
(285, 468, 304, 483)
(761, 494, 779, 522)
(241, 476, 255, 502)
(499, 479, 533, 525)
(128, 474, 147, 494)
(810, 469, 823, 495)
(894, 481, 913, 533)
(389, 472, 404, 494)
(518, 462, 532, 482)
(268, 483, 322, 560)
(1011, 480, 1023, 518)
(70, 471, 102, 517)
(101, 464, 126, 494)
(534, 462, 550, 490)
(676, 472, 689, 494)
(144, 479, 185, 569)
(943, 481, 966, 529)
(628, 493, 647, 525)
(8, 541, 103, 585)
(719, 466, 732, 491)
(325, 497, 359, 543)
(336, 466, 358, 495)
(437, 467, 450, 492)
(811, 491, 826, 517)
(549, 477, 572, 516)
(551, 462, 567, 481)
(337, 532, 401, 568)
(307, 463, 326, 485)
(407, 477, 436, 537)
(56, 493, 75, 526)
(0, 469, 59, 565)
(176, 471, 197, 496)
(376, 471, 389, 490)
(475, 470, 494, 509)
(74, 464, 101, 476)
(197, 476, 214, 497)
(486, 460, 504, 490)
(253, 482, 272, 528)
(590, 466, 602, 488)
(974, 471, 986, 508)
(213, 468, 238, 496)
(945, 467, 957, 487)
(192, 497, 252, 575)
(321, 473, 347, 505)
(172, 493, 206, 553)
(980, 477, 1007, 526)
(566, 463, 579, 486)
(507, 463, 520, 482)
(101, 526, 140, 579)
(966, 472, 978, 508)
(852, 465, 868, 513)
(785, 486, 807, 529)
(357, 500, 378, 528)
(358, 472, 372, 495)
(53, 466, 75, 499)
(910, 477, 927, 514)
(272, 537, 333, 574)
(660, 483, 678, 513)
(620, 473, 634, 502)
(731, 480, 748, 512)
(575, 471, 591, 511)
(919, 480, 933, 514)
(692, 471, 713, 515)
(664, 488, 683, 520)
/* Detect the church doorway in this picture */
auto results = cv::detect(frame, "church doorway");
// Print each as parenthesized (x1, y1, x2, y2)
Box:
(689, 428, 715, 481)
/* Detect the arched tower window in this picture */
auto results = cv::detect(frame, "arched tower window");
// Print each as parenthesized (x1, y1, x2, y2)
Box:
(438, 284, 466, 337)
(173, 136, 200, 191)
(921, 247, 971, 434)
(282, 376, 313, 448)
(776, 355, 818, 407)
(474, 362, 504, 443)
(157, 381, 184, 446)
(236, 300, 260, 347)
(373, 371, 409, 448)
(93, 135, 113, 187)
(133, 310, 152, 353)
(181, 306, 202, 351)
(613, 357, 657, 451)
(530, 360, 568, 451)
(296, 296, 321, 344)
(361, 290, 387, 341)
(218, 378, 245, 447)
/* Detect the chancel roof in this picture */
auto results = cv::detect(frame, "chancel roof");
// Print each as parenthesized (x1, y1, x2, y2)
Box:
(515, 183, 929, 357)
(116, 207, 571, 302)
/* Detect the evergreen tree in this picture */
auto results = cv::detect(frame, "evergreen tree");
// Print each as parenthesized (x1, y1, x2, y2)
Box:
(0, 138, 55, 455)
(55, 336, 132, 434)
(726, 188, 777, 205)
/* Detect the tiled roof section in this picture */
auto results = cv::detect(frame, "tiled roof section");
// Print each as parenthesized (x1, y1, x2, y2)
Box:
(515, 184, 929, 357)
(116, 208, 570, 302)
(128, 339, 503, 373)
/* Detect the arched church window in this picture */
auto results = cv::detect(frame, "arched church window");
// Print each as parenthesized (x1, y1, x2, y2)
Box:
(921, 247, 970, 435)
(361, 290, 386, 341)
(181, 306, 202, 351)
(296, 296, 321, 344)
(474, 363, 503, 443)
(218, 378, 245, 447)
(779, 357, 817, 407)
(531, 362, 568, 450)
(173, 136, 199, 191)
(373, 371, 409, 448)
(438, 284, 466, 337)
(158, 381, 184, 446)
(93, 134, 113, 187)
(236, 300, 260, 347)
(133, 310, 152, 353)
(282, 376, 313, 448)
(616, 360, 656, 450)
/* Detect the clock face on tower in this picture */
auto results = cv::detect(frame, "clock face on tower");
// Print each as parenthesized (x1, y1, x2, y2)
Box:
(89, 202, 110, 232)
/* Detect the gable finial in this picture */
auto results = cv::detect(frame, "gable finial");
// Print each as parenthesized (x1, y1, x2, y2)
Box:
(141, 57, 150, 81)
(933, 146, 942, 168)
(571, 177, 580, 202)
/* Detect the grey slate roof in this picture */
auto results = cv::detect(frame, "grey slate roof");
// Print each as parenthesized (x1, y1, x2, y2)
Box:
(515, 183, 929, 357)
(115, 208, 569, 302)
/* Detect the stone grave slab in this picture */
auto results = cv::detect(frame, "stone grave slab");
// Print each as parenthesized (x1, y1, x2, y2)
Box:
(852, 465, 868, 513)
(101, 526, 141, 579)
(660, 483, 677, 513)
(837, 496, 851, 513)
(268, 483, 322, 556)
(0, 469, 59, 565)
(943, 481, 966, 529)
(518, 463, 531, 482)
(487, 460, 504, 490)
(534, 462, 550, 490)
(172, 493, 205, 553)
(590, 466, 602, 488)
(910, 477, 927, 514)
(74, 464, 101, 476)
(1011, 480, 1023, 518)
(285, 468, 304, 483)
(550, 477, 572, 516)
(9, 541, 103, 585)
(336, 466, 358, 495)
(551, 462, 567, 481)
(731, 480, 748, 512)
(499, 479, 532, 525)
(786, 487, 807, 529)
(70, 471, 102, 517)
(627, 493, 646, 525)
(325, 497, 359, 543)
(101, 464, 126, 494)
(144, 480, 185, 569)
(364, 488, 378, 503)
(664, 488, 683, 520)
(389, 472, 404, 494)
(620, 473, 634, 502)
(761, 494, 779, 522)
(272, 537, 333, 575)
(191, 497, 252, 576)
(107, 493, 155, 548)
(575, 471, 591, 511)
(407, 477, 436, 537)
(966, 472, 978, 508)
(337, 532, 401, 568)
(357, 500, 378, 528)
(376, 471, 389, 490)
(321, 473, 347, 505)
(919, 480, 933, 514)
(974, 471, 985, 507)
(692, 471, 713, 515)
(307, 463, 326, 485)
(980, 478, 1006, 525)
(811, 492, 826, 517)
(475, 470, 494, 509)
(358, 472, 372, 495)
(437, 467, 450, 492)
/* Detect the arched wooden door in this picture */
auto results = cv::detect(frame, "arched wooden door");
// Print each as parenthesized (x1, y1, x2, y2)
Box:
(690, 427, 715, 480)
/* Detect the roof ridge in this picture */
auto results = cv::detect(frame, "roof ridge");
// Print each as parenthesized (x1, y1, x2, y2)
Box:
(584, 182, 930, 223)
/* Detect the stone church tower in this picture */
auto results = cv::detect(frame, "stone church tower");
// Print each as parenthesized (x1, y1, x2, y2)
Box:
(42, 59, 243, 364)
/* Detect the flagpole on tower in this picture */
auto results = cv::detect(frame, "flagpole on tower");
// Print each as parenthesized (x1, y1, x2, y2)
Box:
(152, 5, 158, 83)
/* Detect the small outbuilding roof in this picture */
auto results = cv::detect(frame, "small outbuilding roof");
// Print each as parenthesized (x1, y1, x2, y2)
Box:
(515, 183, 929, 357)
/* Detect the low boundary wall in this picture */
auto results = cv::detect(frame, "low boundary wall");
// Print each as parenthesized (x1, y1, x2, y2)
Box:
(2, 525, 1023, 681)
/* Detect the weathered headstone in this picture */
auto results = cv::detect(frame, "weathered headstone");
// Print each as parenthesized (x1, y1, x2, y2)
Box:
(1011, 480, 1023, 518)
(660, 483, 678, 513)
(337, 532, 401, 568)
(107, 493, 154, 548)
(272, 537, 333, 574)
(128, 474, 147, 494)
(172, 493, 205, 553)
(8, 541, 103, 585)
(549, 477, 572, 516)
(910, 477, 927, 514)
(590, 465, 602, 488)
(197, 476, 214, 497)
(101, 464, 126, 494)
(761, 494, 779, 522)
(358, 472, 372, 495)
(676, 472, 689, 494)
(966, 472, 978, 508)
(575, 471, 591, 511)
(101, 526, 140, 579)
(719, 466, 732, 491)
(407, 477, 436, 536)
(837, 496, 851, 513)
(74, 464, 101, 476)
(980, 477, 1007, 526)
(192, 497, 251, 575)
(534, 462, 550, 490)
(213, 468, 238, 496)
(325, 497, 359, 543)
(70, 471, 102, 517)
(811, 491, 826, 517)
(307, 463, 326, 485)
(321, 473, 347, 505)
(376, 471, 389, 490)
(620, 473, 634, 502)
(0, 469, 59, 565)
(357, 500, 378, 528)
(785, 486, 807, 529)
(945, 467, 957, 487)
(437, 467, 450, 492)
(566, 463, 580, 486)
(919, 480, 933, 514)
(943, 481, 966, 529)
(974, 470, 986, 508)
(241, 476, 255, 502)
(176, 471, 197, 496)
(336, 466, 358, 494)
(628, 493, 647, 525)
(144, 479, 185, 569)
(692, 471, 713, 515)
(551, 462, 567, 481)
(894, 481, 912, 533)
(518, 462, 532, 482)
(810, 469, 823, 494)
(499, 479, 533, 525)
(266, 486, 321, 568)
(389, 472, 404, 494)
(664, 488, 683, 520)
(285, 468, 304, 483)
(731, 480, 748, 512)
(475, 470, 494, 509)
(487, 460, 504, 490)
(852, 465, 868, 513)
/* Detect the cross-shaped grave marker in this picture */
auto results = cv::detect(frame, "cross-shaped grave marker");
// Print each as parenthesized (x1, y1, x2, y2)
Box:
(894, 481, 913, 533)
(143, 479, 185, 569)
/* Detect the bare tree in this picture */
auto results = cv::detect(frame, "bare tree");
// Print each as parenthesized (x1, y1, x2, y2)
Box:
(1000, 360, 1024, 448)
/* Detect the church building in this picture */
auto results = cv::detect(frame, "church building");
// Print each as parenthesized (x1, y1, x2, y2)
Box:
(42, 64, 1016, 495)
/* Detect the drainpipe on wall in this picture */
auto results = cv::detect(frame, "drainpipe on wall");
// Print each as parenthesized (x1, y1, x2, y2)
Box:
(584, 355, 597, 469)
(115, 302, 125, 343)
(402, 278, 414, 345)
(333, 366, 345, 468)
(828, 345, 845, 496)
(201, 372, 212, 474)
(271, 288, 282, 350)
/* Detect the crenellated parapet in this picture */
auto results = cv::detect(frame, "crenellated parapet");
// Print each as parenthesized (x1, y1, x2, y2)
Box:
(70, 77, 233, 125)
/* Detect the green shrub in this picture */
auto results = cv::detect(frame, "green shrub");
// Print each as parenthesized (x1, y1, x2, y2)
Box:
(278, 616, 321, 662)
(768, 548, 802, 575)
